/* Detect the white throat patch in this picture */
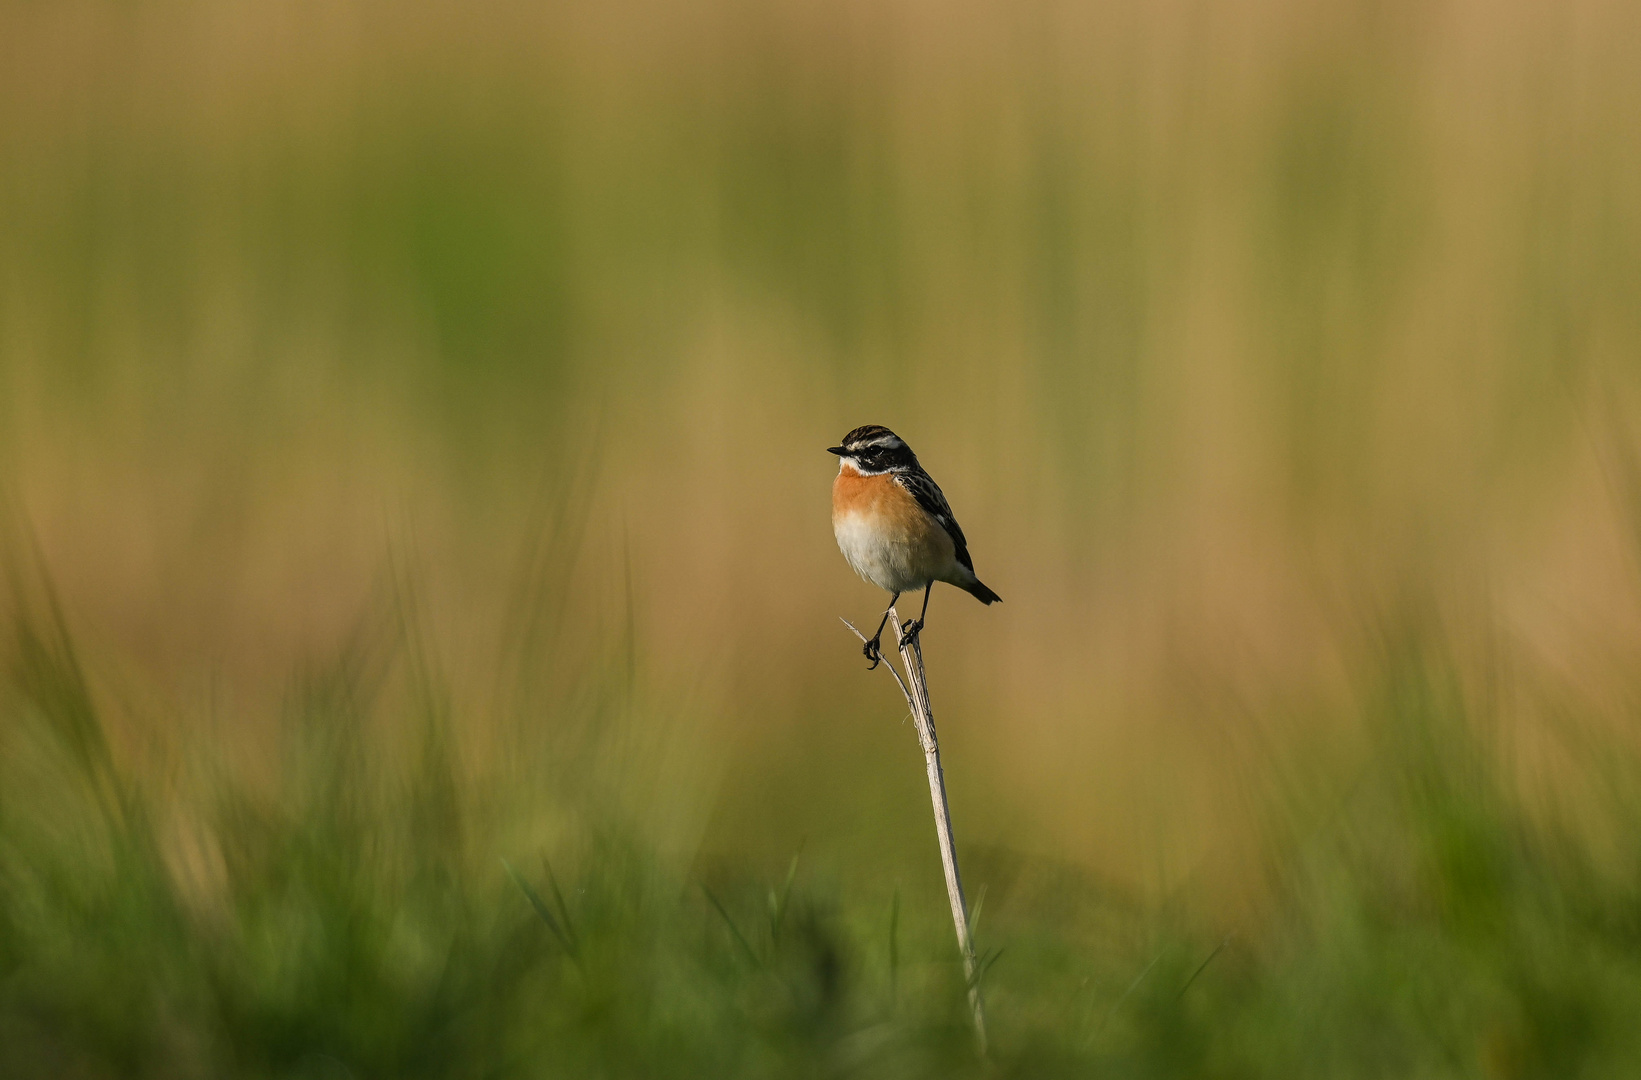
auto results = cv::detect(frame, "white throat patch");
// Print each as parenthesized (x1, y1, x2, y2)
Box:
(839, 457, 890, 477)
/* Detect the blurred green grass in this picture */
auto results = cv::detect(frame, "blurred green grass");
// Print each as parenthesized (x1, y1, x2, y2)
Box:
(9, 571, 1641, 1076)
(4, 0, 1641, 1073)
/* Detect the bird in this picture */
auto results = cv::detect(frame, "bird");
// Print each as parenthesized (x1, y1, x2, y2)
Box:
(829, 425, 1001, 668)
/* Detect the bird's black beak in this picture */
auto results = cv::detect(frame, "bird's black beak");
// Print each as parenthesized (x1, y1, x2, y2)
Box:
(826, 446, 846, 455)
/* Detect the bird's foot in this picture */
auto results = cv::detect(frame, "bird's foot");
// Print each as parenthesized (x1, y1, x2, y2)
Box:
(863, 636, 884, 670)
(898, 619, 924, 650)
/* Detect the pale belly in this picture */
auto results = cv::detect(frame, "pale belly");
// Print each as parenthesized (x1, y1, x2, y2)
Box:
(832, 509, 958, 594)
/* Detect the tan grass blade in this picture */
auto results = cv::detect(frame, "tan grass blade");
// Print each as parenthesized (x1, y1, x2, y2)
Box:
(842, 610, 988, 1053)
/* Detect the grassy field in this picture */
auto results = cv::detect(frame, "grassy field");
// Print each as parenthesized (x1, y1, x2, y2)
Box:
(5, 0, 1641, 1074)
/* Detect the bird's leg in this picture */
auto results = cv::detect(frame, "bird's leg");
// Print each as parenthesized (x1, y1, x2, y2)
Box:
(863, 592, 900, 669)
(899, 584, 933, 649)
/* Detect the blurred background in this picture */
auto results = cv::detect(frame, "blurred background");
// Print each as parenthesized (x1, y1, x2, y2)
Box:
(4, 0, 1641, 1074)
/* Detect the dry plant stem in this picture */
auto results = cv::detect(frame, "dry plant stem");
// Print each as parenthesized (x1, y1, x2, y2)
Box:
(842, 609, 988, 1054)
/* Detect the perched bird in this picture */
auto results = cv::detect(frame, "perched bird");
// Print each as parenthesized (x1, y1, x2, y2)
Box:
(829, 425, 1001, 667)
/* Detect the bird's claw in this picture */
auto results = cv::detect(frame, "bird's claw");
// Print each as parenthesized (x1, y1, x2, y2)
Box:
(863, 637, 883, 669)
(898, 619, 924, 650)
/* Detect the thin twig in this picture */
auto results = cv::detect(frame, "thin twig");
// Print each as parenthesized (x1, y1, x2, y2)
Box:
(843, 608, 989, 1054)
(502, 859, 579, 964)
(840, 617, 915, 704)
(703, 885, 760, 966)
(1098, 948, 1165, 1033)
(1177, 933, 1234, 999)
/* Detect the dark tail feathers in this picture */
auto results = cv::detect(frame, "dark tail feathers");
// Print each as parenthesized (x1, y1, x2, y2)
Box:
(963, 579, 1002, 605)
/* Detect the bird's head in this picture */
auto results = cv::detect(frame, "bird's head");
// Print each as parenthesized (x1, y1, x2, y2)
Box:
(827, 425, 917, 475)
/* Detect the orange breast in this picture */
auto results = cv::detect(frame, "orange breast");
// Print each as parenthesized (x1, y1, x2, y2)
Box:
(832, 465, 929, 537)
(831, 463, 957, 591)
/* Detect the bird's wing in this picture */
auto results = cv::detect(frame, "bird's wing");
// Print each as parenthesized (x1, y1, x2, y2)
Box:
(895, 468, 974, 571)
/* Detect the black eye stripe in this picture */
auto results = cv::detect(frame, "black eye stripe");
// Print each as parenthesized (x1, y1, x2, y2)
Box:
(846, 443, 915, 468)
